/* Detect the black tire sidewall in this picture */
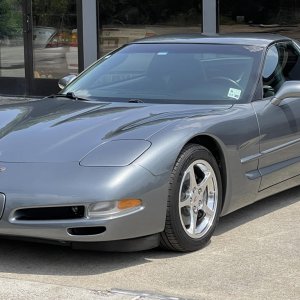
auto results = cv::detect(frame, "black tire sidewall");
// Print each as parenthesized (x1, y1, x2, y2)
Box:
(168, 145, 222, 251)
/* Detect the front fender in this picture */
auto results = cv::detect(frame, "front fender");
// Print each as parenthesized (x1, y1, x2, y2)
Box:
(135, 104, 261, 216)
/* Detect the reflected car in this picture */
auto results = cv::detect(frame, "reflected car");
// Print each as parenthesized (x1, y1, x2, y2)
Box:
(99, 26, 156, 55)
(1, 34, 300, 252)
(33, 26, 73, 78)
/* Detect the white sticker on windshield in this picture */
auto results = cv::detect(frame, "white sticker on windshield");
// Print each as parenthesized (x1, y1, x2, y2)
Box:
(157, 52, 168, 56)
(228, 88, 241, 100)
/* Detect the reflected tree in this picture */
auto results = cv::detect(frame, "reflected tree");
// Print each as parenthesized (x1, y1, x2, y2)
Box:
(32, 0, 76, 29)
(98, 0, 202, 26)
(220, 0, 300, 24)
(0, 0, 22, 38)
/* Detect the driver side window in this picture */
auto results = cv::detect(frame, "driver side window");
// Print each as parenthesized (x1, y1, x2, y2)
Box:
(262, 42, 300, 98)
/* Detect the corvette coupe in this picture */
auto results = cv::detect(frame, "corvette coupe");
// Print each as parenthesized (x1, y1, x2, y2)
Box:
(1, 33, 300, 252)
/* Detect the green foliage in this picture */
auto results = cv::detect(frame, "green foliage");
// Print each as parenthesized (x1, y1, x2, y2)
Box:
(33, 0, 69, 15)
(0, 0, 22, 38)
(32, 0, 76, 29)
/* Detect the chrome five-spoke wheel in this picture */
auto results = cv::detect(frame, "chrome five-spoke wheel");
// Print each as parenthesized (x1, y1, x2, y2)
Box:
(179, 160, 218, 239)
(160, 144, 222, 252)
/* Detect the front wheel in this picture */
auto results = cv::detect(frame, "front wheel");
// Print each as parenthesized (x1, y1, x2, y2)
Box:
(160, 144, 222, 252)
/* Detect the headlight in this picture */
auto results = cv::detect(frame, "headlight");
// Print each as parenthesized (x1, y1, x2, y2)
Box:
(88, 199, 142, 217)
(80, 140, 151, 167)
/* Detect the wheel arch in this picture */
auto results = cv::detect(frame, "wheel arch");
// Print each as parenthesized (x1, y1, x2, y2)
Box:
(184, 135, 227, 210)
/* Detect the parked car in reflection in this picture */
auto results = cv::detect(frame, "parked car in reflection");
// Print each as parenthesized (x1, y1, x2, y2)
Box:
(0, 27, 76, 79)
(33, 26, 157, 77)
(32, 26, 72, 78)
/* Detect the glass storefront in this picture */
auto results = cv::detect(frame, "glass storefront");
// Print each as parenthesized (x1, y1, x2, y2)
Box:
(0, 0, 203, 96)
(32, 0, 78, 79)
(0, 0, 25, 78)
(97, 0, 203, 57)
(220, 0, 300, 41)
(4, 0, 300, 97)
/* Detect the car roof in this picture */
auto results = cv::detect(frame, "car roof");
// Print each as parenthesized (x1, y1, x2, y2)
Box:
(133, 33, 292, 48)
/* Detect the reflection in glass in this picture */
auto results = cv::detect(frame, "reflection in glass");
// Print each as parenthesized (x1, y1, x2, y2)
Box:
(97, 0, 203, 57)
(64, 44, 262, 103)
(32, 0, 78, 79)
(262, 46, 279, 79)
(0, 0, 24, 77)
(220, 0, 300, 41)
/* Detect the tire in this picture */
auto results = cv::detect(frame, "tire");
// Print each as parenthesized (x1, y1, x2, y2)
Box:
(160, 144, 222, 252)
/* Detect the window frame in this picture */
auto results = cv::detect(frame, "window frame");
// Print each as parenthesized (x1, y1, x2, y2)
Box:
(260, 40, 300, 100)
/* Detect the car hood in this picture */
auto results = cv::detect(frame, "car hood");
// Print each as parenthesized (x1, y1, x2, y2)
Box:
(0, 98, 232, 163)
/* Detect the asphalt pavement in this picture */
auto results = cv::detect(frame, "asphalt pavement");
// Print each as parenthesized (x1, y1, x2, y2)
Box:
(0, 186, 299, 300)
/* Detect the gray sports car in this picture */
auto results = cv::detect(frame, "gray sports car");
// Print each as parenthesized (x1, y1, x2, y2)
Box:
(1, 33, 300, 252)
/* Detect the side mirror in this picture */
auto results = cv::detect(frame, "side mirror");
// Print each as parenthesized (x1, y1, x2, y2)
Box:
(58, 74, 77, 90)
(271, 81, 300, 105)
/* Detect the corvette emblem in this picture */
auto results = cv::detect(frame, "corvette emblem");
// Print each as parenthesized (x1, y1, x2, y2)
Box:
(0, 166, 6, 172)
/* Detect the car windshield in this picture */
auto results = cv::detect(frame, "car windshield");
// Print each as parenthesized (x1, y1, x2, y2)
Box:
(63, 43, 263, 104)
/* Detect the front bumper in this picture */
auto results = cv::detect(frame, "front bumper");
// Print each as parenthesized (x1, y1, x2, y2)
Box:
(0, 162, 169, 243)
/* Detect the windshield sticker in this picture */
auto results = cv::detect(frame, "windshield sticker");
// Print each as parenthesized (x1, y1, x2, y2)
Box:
(228, 88, 242, 100)
(157, 52, 168, 56)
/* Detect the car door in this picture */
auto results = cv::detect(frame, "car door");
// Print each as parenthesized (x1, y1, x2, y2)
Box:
(252, 41, 300, 191)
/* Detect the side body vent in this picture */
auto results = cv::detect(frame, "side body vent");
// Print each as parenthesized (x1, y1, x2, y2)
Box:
(0, 194, 5, 219)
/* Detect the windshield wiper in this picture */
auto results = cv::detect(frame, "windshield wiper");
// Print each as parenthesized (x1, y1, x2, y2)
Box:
(47, 92, 88, 101)
(128, 98, 144, 103)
